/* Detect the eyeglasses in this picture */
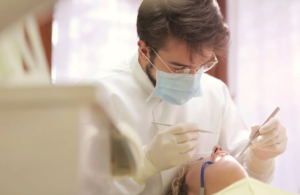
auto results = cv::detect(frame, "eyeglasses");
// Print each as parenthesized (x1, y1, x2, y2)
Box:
(151, 48, 218, 74)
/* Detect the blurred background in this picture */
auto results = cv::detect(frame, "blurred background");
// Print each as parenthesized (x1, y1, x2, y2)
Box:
(38, 0, 299, 193)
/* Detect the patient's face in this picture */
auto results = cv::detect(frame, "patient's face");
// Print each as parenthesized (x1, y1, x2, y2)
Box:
(185, 145, 248, 195)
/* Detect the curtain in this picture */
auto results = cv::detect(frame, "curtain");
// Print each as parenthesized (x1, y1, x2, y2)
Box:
(52, 0, 142, 83)
(227, 0, 300, 193)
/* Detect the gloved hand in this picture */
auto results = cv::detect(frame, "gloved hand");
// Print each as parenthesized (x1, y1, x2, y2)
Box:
(133, 123, 200, 184)
(250, 118, 287, 160)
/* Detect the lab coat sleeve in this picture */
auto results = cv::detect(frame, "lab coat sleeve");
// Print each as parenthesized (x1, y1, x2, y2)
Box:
(80, 83, 146, 195)
(217, 81, 275, 183)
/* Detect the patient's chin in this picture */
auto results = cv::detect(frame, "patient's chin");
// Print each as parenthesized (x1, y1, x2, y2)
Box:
(214, 154, 237, 163)
(204, 156, 248, 195)
(217, 156, 248, 177)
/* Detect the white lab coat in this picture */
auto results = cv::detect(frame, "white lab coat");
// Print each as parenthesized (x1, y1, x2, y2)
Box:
(81, 52, 274, 195)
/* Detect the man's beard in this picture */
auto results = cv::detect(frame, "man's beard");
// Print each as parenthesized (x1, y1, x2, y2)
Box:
(145, 63, 156, 87)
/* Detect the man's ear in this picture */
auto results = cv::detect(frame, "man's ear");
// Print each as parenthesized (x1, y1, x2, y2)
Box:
(137, 40, 151, 62)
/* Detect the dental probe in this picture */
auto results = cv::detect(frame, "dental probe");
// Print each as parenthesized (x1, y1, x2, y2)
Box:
(151, 122, 216, 134)
(237, 107, 280, 159)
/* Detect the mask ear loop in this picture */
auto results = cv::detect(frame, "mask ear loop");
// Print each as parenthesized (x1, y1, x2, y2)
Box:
(200, 161, 213, 195)
(138, 48, 158, 71)
(150, 48, 174, 74)
(138, 47, 175, 74)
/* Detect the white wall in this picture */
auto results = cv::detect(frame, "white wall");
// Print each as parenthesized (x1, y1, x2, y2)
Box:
(52, 0, 142, 83)
(227, 0, 300, 193)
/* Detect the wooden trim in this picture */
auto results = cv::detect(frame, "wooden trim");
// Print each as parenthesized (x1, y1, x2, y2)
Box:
(38, 7, 54, 73)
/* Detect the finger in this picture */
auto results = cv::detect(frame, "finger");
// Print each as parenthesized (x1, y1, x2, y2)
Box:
(252, 139, 287, 154)
(181, 146, 197, 162)
(251, 134, 284, 148)
(252, 128, 280, 147)
(250, 124, 261, 139)
(259, 117, 280, 134)
(166, 123, 199, 135)
(175, 131, 199, 143)
(252, 127, 287, 148)
(177, 139, 199, 153)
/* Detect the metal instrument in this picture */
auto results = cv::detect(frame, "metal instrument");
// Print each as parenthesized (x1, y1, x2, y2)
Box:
(152, 122, 216, 134)
(237, 107, 280, 159)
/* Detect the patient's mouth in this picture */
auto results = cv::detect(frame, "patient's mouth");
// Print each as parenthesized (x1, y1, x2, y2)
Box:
(217, 153, 227, 159)
(216, 151, 229, 156)
(213, 151, 229, 162)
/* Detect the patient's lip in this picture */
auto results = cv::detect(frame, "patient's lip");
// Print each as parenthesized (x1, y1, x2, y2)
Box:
(210, 147, 229, 162)
(216, 151, 228, 156)
(212, 151, 229, 162)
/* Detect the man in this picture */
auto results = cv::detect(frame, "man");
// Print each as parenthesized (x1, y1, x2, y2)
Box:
(82, 0, 288, 195)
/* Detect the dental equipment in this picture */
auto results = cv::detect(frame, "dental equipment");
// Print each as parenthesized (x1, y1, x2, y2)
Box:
(151, 122, 216, 134)
(237, 107, 280, 159)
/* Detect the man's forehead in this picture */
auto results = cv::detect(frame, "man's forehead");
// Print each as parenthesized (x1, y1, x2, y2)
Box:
(159, 42, 213, 64)
(191, 51, 214, 65)
(160, 48, 213, 66)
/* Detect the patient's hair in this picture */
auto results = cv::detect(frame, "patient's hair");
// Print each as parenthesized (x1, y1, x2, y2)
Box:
(168, 163, 191, 195)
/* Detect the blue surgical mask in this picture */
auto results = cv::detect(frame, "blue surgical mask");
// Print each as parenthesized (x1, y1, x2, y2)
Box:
(147, 70, 202, 105)
(139, 48, 203, 105)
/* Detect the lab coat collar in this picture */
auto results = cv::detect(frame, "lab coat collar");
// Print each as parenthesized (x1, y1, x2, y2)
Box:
(129, 51, 155, 96)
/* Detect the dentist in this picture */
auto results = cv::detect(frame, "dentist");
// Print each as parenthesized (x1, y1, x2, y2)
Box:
(82, 0, 288, 194)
